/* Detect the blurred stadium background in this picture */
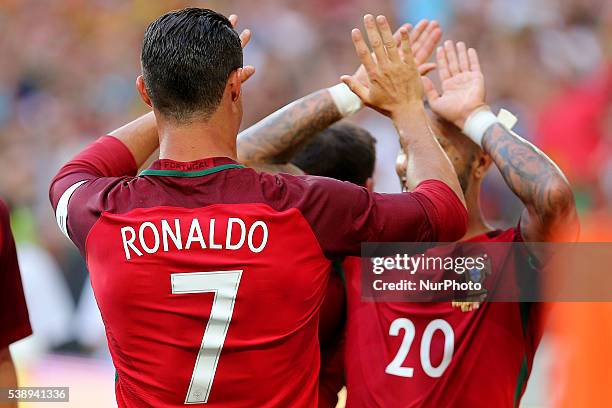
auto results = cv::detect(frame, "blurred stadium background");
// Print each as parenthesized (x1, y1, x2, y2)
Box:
(1, 0, 610, 406)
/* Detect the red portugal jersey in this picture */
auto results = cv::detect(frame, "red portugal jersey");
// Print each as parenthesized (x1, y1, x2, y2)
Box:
(49, 136, 466, 408)
(344, 227, 542, 408)
(0, 199, 32, 349)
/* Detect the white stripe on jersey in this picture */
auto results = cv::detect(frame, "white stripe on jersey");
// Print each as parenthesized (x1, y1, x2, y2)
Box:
(55, 180, 88, 239)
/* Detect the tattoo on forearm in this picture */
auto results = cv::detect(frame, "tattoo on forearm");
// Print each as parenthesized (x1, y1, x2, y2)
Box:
(482, 123, 573, 222)
(237, 89, 342, 164)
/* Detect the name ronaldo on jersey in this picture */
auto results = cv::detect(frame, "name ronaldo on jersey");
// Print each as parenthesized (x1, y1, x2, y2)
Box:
(120, 217, 269, 260)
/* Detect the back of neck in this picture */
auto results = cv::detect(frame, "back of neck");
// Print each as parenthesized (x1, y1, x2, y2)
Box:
(158, 112, 237, 162)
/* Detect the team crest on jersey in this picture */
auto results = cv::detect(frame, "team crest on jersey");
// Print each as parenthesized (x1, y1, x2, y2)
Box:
(452, 254, 492, 312)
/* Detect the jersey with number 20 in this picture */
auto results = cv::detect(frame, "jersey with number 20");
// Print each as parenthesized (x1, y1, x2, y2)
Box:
(344, 228, 542, 408)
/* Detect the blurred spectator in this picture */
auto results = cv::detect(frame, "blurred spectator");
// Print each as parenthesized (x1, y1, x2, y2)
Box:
(0, 0, 609, 357)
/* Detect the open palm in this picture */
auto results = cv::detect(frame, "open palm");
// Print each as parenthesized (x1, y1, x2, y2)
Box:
(424, 41, 486, 129)
(353, 19, 441, 86)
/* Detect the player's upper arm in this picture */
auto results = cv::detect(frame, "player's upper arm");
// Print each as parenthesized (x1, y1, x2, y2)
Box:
(518, 178, 579, 264)
(519, 194, 579, 244)
(266, 174, 467, 258)
(49, 136, 138, 252)
(49, 136, 137, 211)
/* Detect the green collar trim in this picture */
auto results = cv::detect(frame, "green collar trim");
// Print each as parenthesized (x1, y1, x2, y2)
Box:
(140, 163, 245, 178)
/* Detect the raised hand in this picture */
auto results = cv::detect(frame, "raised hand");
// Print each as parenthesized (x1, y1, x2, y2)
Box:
(410, 20, 441, 74)
(352, 19, 441, 86)
(228, 14, 255, 83)
(341, 15, 424, 117)
(423, 41, 486, 129)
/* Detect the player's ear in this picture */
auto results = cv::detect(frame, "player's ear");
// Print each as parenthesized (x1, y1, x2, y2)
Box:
(227, 69, 242, 103)
(136, 75, 153, 108)
(395, 151, 407, 179)
(474, 152, 493, 180)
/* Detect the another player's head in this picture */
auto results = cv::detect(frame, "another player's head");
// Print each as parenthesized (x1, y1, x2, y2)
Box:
(292, 121, 376, 190)
(397, 110, 492, 199)
(137, 8, 243, 131)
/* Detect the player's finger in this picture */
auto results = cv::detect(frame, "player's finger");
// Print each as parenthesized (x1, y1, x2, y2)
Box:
(418, 62, 437, 76)
(400, 27, 415, 68)
(412, 20, 436, 55)
(436, 46, 451, 81)
(409, 19, 428, 45)
(240, 66, 256, 83)
(340, 75, 368, 102)
(393, 23, 412, 48)
(468, 47, 481, 72)
(351, 29, 377, 77)
(239, 29, 251, 49)
(414, 26, 442, 65)
(444, 40, 460, 75)
(377, 15, 399, 62)
(228, 14, 238, 28)
(364, 14, 387, 65)
(457, 42, 470, 72)
(421, 76, 440, 103)
(422, 20, 440, 43)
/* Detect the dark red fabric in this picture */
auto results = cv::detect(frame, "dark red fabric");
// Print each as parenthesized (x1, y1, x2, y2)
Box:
(49, 136, 138, 254)
(49, 137, 467, 259)
(48, 136, 467, 407)
(0, 199, 32, 349)
(344, 227, 543, 408)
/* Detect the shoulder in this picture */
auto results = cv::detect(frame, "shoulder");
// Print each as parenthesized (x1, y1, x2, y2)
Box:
(258, 172, 370, 215)
(260, 171, 363, 199)
(62, 175, 139, 215)
(258, 171, 346, 189)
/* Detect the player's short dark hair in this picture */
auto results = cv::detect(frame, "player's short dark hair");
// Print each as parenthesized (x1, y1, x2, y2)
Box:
(141, 8, 243, 123)
(292, 122, 376, 186)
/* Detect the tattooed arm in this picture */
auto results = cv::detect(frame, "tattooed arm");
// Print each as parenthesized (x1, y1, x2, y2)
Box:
(425, 42, 578, 245)
(237, 20, 442, 175)
(236, 90, 341, 174)
(482, 124, 579, 243)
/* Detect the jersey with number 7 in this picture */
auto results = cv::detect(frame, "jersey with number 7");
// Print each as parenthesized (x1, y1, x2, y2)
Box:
(49, 136, 466, 407)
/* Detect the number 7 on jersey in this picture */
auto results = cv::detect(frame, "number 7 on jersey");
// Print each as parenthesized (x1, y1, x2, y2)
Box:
(171, 270, 243, 404)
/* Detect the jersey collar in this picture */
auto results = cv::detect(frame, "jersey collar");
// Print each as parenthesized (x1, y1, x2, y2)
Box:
(140, 157, 245, 178)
